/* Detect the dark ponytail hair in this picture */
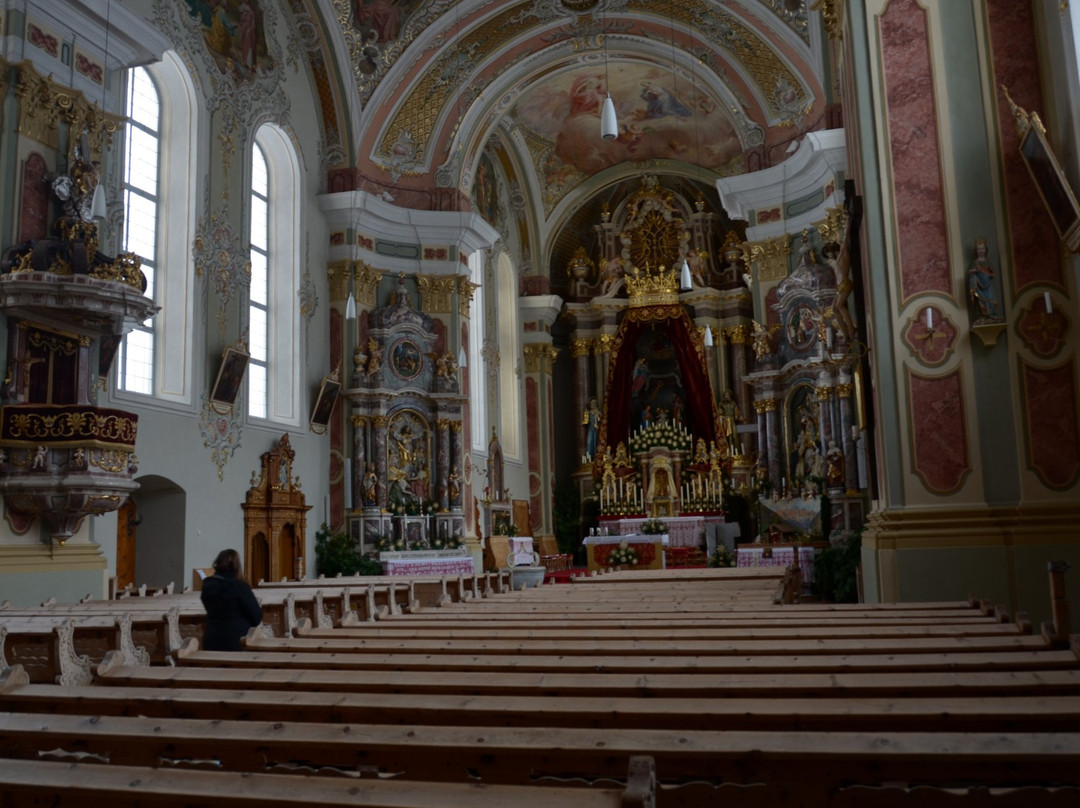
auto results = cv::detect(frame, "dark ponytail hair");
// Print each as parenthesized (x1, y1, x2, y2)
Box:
(213, 548, 243, 580)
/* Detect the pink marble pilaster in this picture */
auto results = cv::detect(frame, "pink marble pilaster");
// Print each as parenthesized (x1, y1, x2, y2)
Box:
(1021, 361, 1080, 488)
(907, 369, 970, 493)
(880, 0, 951, 300)
(987, 0, 1064, 292)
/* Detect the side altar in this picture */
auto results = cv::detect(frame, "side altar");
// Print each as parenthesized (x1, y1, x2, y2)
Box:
(344, 275, 468, 559)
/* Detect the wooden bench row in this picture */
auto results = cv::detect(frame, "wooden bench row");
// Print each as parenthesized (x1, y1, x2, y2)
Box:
(0, 572, 517, 684)
(1, 563, 1076, 807)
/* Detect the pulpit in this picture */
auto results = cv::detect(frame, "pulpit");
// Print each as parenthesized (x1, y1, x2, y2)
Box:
(243, 434, 311, 583)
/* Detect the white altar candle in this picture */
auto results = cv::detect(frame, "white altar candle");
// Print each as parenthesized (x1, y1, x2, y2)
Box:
(926, 307, 934, 329)
(1045, 291, 1053, 314)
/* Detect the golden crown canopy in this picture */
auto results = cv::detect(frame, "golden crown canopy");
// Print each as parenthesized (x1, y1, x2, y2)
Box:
(626, 263, 680, 308)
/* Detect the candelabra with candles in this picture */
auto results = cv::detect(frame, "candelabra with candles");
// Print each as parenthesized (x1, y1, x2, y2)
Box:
(679, 473, 722, 513)
(598, 473, 644, 517)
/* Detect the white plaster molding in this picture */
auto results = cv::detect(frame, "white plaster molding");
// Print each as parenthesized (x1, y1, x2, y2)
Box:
(318, 190, 501, 273)
(715, 128, 847, 241)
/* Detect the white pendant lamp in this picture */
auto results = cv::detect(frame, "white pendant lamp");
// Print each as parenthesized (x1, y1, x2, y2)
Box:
(601, 93, 618, 140)
(91, 182, 107, 219)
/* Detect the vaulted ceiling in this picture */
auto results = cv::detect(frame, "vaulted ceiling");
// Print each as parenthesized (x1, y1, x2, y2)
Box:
(305, 0, 832, 277)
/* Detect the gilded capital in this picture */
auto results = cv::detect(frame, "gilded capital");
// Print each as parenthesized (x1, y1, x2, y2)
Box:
(746, 235, 792, 282)
(456, 275, 478, 318)
(726, 325, 748, 345)
(570, 338, 592, 358)
(350, 415, 368, 428)
(328, 261, 350, 302)
(450, 420, 463, 433)
(835, 383, 853, 398)
(753, 398, 779, 413)
(371, 415, 388, 428)
(816, 205, 845, 246)
(436, 418, 451, 431)
(355, 262, 382, 307)
(417, 274, 456, 313)
(596, 333, 616, 354)
(522, 344, 543, 373)
(815, 386, 833, 401)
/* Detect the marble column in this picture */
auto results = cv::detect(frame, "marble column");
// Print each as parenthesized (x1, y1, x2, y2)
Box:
(816, 385, 834, 460)
(596, 333, 615, 410)
(572, 337, 591, 462)
(728, 325, 751, 456)
(450, 420, 464, 510)
(372, 414, 388, 508)
(836, 380, 857, 492)
(351, 414, 366, 508)
(761, 398, 781, 487)
(436, 418, 451, 510)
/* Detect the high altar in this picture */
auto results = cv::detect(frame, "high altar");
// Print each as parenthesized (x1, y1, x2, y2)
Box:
(563, 175, 868, 543)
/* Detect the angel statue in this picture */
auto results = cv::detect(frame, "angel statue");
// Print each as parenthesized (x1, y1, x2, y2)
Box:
(751, 320, 772, 360)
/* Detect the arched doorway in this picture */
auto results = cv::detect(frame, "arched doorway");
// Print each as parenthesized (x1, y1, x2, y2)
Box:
(119, 475, 186, 591)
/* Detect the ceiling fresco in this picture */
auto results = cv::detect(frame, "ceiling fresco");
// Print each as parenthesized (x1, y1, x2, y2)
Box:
(516, 63, 744, 177)
(306, 0, 822, 275)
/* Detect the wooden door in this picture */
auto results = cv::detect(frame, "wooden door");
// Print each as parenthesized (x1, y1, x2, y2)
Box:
(115, 499, 137, 590)
(250, 532, 269, 585)
(277, 524, 296, 582)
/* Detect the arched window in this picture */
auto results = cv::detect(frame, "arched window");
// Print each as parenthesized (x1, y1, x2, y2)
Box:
(496, 251, 520, 459)
(248, 142, 269, 418)
(247, 124, 302, 426)
(114, 52, 197, 406)
(469, 251, 487, 452)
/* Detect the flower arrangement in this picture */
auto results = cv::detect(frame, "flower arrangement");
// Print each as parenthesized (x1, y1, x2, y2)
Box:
(640, 518, 667, 535)
(709, 545, 734, 568)
(608, 542, 638, 567)
(374, 533, 406, 552)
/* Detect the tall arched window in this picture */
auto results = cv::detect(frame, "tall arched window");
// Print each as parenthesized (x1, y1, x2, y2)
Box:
(114, 52, 197, 407)
(469, 251, 487, 452)
(116, 65, 158, 394)
(496, 251, 520, 459)
(248, 142, 270, 418)
(247, 124, 302, 426)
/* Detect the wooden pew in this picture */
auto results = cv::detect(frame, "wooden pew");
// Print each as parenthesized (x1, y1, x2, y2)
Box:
(6, 675, 1080, 734)
(2, 564, 1077, 807)
(0, 710, 1077, 794)
(0, 756, 652, 808)
(90, 654, 1080, 699)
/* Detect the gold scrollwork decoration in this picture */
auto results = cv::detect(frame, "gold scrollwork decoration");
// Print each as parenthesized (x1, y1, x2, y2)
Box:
(417, 274, 456, 313)
(88, 449, 130, 473)
(455, 275, 479, 319)
(747, 236, 792, 282)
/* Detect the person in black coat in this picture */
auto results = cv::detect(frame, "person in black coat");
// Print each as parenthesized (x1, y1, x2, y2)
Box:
(200, 548, 262, 651)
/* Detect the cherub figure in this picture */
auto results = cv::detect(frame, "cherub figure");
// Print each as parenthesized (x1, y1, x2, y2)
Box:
(365, 338, 382, 377)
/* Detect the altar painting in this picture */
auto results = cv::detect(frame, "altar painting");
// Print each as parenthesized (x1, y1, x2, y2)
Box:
(628, 332, 687, 432)
(387, 409, 431, 511)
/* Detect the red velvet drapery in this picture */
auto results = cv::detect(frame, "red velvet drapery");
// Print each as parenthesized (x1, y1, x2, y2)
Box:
(599, 305, 717, 451)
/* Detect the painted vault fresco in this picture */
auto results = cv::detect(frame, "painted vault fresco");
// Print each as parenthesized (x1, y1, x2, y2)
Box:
(184, 0, 272, 78)
(516, 64, 744, 187)
(349, 0, 423, 45)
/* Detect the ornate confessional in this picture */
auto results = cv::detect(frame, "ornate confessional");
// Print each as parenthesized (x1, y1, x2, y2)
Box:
(243, 434, 311, 583)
